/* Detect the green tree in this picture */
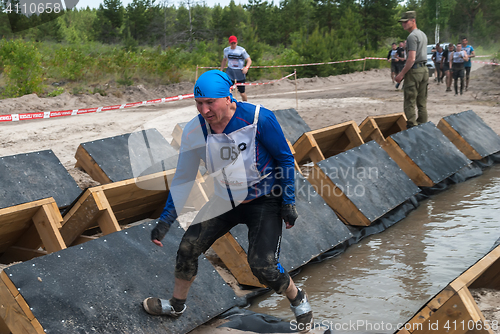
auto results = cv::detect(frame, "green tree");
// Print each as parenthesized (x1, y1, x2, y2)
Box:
(279, 0, 314, 46)
(93, 0, 124, 43)
(0, 39, 44, 97)
(360, 0, 399, 51)
(125, 0, 158, 42)
(245, 0, 278, 45)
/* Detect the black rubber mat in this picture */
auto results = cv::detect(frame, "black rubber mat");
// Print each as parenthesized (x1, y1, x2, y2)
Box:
(5, 221, 237, 334)
(80, 128, 178, 182)
(0, 150, 81, 209)
(316, 141, 421, 223)
(390, 122, 472, 184)
(442, 110, 500, 158)
(273, 108, 312, 145)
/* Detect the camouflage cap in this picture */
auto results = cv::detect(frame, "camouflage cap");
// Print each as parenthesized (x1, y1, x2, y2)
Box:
(399, 11, 416, 22)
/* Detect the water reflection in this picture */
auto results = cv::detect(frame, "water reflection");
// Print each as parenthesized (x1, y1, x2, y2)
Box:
(248, 164, 500, 331)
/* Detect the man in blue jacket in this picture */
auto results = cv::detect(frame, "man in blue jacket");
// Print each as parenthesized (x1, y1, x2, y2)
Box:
(142, 70, 313, 332)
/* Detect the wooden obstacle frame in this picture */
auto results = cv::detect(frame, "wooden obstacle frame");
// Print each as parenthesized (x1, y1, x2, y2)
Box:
(396, 244, 500, 334)
(306, 141, 420, 226)
(437, 110, 500, 161)
(0, 198, 66, 264)
(74, 129, 179, 185)
(59, 169, 213, 247)
(293, 121, 364, 166)
(358, 113, 436, 187)
(360, 117, 472, 187)
(358, 112, 407, 143)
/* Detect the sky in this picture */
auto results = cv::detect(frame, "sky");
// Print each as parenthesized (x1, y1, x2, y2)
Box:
(74, 0, 257, 10)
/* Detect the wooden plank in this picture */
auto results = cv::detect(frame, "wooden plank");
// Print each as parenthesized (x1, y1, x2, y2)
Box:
(30, 318, 45, 334)
(48, 201, 63, 229)
(359, 118, 382, 143)
(0, 198, 59, 254)
(307, 165, 371, 226)
(100, 170, 175, 206)
(404, 306, 434, 333)
(7, 199, 61, 251)
(32, 204, 66, 253)
(0, 275, 38, 334)
(93, 191, 121, 236)
(342, 122, 364, 150)
(62, 171, 177, 243)
(469, 256, 500, 290)
(60, 192, 102, 246)
(451, 245, 500, 291)
(74, 144, 111, 184)
(437, 119, 482, 160)
(457, 287, 492, 327)
(113, 201, 162, 223)
(292, 133, 326, 165)
(110, 192, 167, 216)
(426, 285, 457, 312)
(15, 293, 35, 321)
(380, 137, 434, 187)
(359, 114, 407, 143)
(1, 271, 19, 298)
(375, 113, 406, 135)
(294, 122, 364, 165)
(402, 286, 456, 333)
(211, 233, 266, 288)
(408, 289, 493, 334)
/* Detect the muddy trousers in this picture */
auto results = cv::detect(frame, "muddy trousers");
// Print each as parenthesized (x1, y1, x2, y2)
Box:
(175, 193, 290, 294)
(453, 64, 465, 95)
(403, 66, 429, 127)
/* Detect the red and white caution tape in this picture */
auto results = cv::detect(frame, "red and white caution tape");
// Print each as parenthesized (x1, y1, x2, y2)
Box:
(200, 55, 499, 70)
(0, 93, 194, 123)
(199, 57, 385, 69)
(472, 60, 500, 65)
(233, 71, 296, 87)
(0, 72, 295, 123)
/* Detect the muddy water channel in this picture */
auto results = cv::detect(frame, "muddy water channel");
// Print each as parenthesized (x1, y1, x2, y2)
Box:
(248, 164, 500, 332)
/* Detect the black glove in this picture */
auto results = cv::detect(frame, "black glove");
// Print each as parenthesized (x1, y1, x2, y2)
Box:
(281, 204, 298, 227)
(151, 219, 171, 242)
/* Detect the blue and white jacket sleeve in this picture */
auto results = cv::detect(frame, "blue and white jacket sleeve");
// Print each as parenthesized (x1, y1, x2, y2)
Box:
(159, 121, 205, 225)
(258, 110, 296, 205)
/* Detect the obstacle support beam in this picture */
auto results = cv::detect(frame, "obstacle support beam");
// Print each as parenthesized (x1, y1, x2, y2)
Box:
(0, 198, 66, 264)
(293, 121, 364, 166)
(397, 244, 500, 334)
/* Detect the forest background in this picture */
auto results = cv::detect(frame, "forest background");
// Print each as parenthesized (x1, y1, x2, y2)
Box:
(0, 0, 499, 98)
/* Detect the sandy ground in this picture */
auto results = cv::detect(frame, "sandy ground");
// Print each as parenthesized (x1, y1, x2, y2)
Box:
(1, 63, 499, 333)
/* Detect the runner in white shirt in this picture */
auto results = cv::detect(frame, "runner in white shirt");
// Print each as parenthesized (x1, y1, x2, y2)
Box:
(220, 35, 252, 101)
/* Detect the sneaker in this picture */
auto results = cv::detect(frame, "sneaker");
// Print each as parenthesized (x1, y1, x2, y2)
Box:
(290, 289, 313, 333)
(143, 297, 186, 317)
